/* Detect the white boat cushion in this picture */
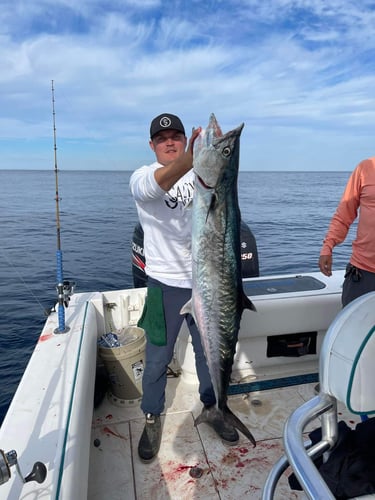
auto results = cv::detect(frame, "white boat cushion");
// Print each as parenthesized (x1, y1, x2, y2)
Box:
(320, 291, 375, 415)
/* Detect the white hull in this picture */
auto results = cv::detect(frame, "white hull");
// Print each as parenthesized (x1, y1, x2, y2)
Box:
(1, 270, 372, 499)
(177, 271, 343, 386)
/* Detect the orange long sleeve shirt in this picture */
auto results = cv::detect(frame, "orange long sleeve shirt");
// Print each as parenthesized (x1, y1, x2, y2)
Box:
(320, 157, 375, 273)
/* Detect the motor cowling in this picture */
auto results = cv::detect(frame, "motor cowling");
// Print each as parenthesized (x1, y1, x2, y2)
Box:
(131, 223, 146, 288)
(239, 219, 259, 279)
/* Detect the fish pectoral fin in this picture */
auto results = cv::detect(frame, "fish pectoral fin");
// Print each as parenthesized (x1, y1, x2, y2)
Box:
(210, 192, 218, 210)
(242, 293, 256, 311)
(205, 193, 217, 222)
(180, 299, 192, 316)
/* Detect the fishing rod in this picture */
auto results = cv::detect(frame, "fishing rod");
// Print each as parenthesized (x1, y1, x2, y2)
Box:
(51, 80, 73, 333)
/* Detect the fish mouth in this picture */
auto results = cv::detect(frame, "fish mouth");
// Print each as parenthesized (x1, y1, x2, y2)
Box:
(196, 174, 213, 189)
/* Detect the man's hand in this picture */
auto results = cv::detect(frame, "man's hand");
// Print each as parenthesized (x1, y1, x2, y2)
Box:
(319, 254, 333, 276)
(187, 126, 202, 156)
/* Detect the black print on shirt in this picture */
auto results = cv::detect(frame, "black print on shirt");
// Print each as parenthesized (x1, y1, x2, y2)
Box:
(165, 181, 194, 209)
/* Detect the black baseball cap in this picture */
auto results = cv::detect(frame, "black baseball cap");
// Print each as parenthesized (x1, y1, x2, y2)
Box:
(150, 113, 185, 139)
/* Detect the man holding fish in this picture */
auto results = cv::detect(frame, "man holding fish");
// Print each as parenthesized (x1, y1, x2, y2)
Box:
(130, 113, 255, 463)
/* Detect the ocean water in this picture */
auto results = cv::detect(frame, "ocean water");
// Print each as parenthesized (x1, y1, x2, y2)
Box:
(0, 169, 354, 425)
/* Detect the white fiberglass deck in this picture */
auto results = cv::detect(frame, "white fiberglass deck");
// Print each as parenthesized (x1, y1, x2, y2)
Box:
(88, 374, 360, 500)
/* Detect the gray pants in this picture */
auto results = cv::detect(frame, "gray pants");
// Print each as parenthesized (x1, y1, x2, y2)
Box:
(342, 263, 375, 307)
(141, 277, 216, 415)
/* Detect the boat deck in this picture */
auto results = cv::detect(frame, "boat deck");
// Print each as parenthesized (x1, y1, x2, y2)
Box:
(88, 373, 360, 500)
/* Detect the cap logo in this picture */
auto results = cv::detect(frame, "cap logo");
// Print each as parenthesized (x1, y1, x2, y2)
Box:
(160, 116, 172, 128)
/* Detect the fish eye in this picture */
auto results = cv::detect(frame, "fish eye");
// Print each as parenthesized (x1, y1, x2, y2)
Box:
(222, 146, 231, 157)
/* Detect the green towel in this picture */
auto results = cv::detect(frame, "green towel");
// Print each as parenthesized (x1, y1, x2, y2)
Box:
(137, 287, 167, 346)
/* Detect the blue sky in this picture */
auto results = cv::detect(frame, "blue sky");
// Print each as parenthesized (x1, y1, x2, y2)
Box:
(1, 0, 374, 171)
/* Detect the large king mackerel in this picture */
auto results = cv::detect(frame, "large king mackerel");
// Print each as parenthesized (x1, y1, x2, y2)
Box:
(182, 114, 256, 445)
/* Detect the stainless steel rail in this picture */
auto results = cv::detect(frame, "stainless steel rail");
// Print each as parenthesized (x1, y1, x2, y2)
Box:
(262, 394, 337, 499)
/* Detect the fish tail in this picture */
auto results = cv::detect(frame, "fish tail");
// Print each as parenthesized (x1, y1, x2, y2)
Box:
(223, 404, 256, 447)
(195, 404, 256, 447)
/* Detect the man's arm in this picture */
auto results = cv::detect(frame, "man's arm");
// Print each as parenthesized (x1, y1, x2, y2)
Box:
(154, 127, 201, 191)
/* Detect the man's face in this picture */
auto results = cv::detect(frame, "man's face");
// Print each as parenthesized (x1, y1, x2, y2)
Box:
(150, 129, 187, 166)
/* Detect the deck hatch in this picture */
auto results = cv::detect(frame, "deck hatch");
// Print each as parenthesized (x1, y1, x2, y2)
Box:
(267, 331, 317, 357)
(243, 275, 326, 296)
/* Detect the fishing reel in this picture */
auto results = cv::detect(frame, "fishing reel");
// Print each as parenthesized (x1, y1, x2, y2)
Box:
(56, 280, 76, 307)
(0, 448, 46, 486)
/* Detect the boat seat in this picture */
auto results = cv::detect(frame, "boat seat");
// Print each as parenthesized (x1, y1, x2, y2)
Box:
(262, 291, 375, 500)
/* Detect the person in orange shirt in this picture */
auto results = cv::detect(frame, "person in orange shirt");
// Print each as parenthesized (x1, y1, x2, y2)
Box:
(319, 157, 375, 307)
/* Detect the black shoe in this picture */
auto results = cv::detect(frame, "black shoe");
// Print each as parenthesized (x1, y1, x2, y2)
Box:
(201, 405, 239, 445)
(138, 413, 162, 463)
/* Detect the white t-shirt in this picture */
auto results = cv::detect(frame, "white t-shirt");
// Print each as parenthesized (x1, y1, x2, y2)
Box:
(129, 162, 194, 287)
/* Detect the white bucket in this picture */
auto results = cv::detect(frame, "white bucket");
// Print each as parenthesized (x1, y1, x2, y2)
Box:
(99, 326, 146, 405)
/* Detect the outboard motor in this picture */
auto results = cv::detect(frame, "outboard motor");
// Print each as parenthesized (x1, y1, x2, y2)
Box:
(132, 223, 147, 288)
(131, 220, 259, 288)
(240, 219, 259, 278)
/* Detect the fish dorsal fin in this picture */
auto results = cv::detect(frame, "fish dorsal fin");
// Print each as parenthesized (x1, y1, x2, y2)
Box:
(242, 293, 256, 312)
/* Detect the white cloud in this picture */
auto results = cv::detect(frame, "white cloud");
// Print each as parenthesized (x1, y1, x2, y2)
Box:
(0, 0, 374, 170)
